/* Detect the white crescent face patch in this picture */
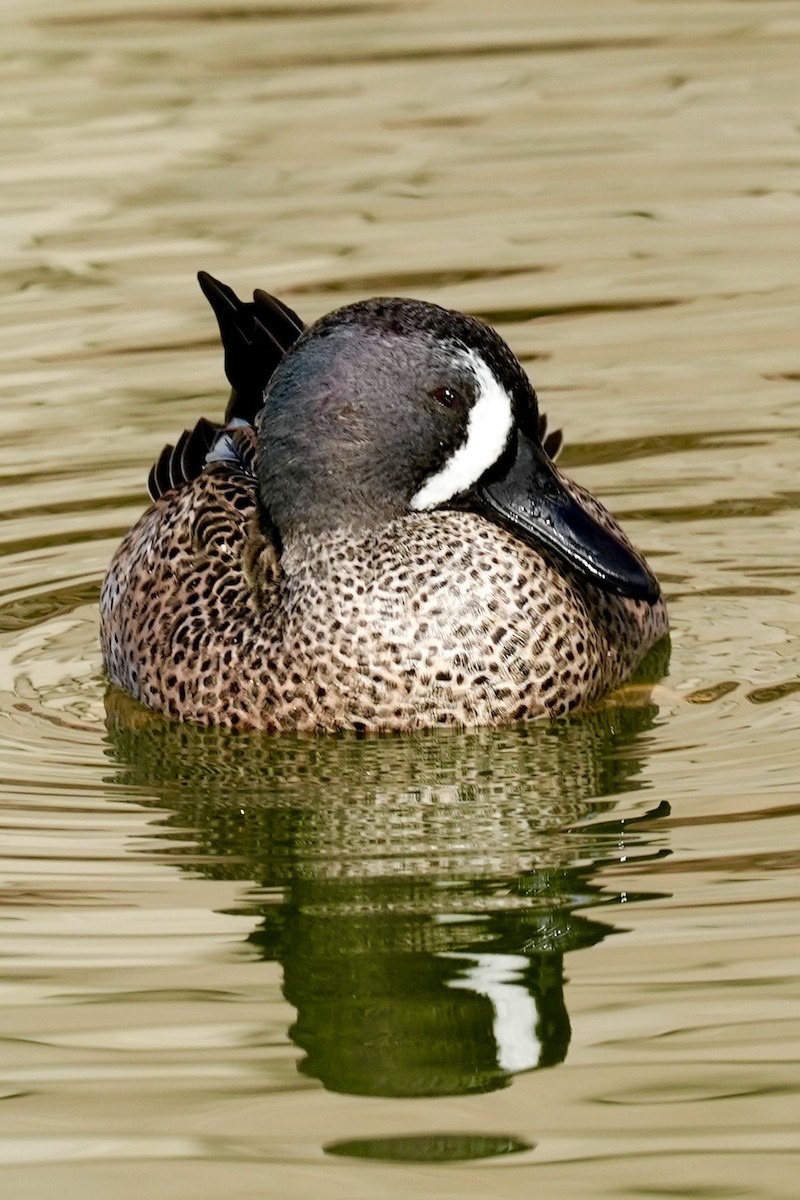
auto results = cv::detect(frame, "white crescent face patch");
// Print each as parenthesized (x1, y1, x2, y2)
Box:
(409, 349, 515, 511)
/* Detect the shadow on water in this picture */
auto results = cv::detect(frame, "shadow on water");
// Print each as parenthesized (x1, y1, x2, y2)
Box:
(102, 641, 670, 1112)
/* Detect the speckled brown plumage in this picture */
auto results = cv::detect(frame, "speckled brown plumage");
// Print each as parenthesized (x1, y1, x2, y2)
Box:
(101, 459, 666, 732)
(101, 279, 667, 731)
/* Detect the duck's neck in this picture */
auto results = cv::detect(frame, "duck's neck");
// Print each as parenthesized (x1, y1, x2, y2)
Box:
(278, 521, 393, 578)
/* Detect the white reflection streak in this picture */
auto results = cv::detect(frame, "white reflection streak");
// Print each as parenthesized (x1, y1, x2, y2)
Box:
(440, 951, 541, 1073)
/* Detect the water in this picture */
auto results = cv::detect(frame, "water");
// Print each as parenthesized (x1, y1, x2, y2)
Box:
(2, 1, 800, 1196)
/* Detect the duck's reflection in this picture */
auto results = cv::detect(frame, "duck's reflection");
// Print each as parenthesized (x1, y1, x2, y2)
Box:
(104, 648, 669, 1099)
(255, 871, 606, 1096)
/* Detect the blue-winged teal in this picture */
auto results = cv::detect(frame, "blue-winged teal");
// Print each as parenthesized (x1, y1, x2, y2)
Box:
(101, 273, 667, 731)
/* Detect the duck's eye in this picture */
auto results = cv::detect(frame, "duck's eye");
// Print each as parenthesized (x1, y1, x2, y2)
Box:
(431, 386, 465, 411)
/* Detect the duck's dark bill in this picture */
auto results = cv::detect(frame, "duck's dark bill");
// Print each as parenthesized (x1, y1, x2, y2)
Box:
(474, 433, 660, 604)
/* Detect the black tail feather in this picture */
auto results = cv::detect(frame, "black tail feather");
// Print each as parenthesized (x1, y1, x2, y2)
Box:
(253, 287, 305, 339)
(197, 271, 306, 425)
(148, 418, 224, 501)
(146, 276, 307, 501)
(149, 443, 175, 500)
(168, 429, 190, 492)
(179, 416, 220, 486)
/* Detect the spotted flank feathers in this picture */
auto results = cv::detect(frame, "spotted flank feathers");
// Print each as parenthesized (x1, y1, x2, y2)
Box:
(102, 274, 667, 732)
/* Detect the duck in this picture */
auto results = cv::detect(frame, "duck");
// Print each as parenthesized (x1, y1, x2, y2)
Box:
(100, 272, 668, 732)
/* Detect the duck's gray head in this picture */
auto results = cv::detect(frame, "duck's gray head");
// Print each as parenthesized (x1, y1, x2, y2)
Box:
(258, 297, 659, 603)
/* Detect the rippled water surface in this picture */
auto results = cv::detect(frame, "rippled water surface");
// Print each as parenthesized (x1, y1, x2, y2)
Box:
(3, 1, 800, 1197)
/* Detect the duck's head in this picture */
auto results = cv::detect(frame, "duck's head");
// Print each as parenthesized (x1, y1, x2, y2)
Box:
(257, 297, 659, 604)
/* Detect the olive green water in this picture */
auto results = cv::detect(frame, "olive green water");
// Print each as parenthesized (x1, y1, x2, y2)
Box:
(2, 2, 800, 1197)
